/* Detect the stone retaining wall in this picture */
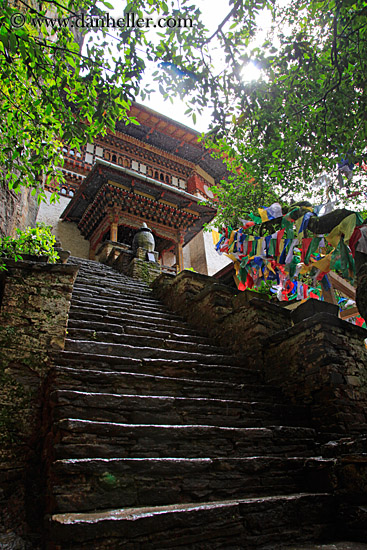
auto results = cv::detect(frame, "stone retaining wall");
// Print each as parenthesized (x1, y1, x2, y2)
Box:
(264, 314, 367, 434)
(0, 260, 78, 547)
(152, 271, 367, 434)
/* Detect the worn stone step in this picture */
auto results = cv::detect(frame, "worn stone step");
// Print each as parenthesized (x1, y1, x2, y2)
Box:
(73, 275, 150, 292)
(65, 329, 229, 356)
(73, 265, 148, 280)
(68, 303, 185, 326)
(67, 319, 218, 347)
(73, 280, 150, 295)
(69, 297, 183, 321)
(72, 272, 150, 284)
(48, 456, 335, 513)
(53, 354, 260, 384)
(52, 420, 317, 459)
(67, 309, 205, 337)
(71, 290, 163, 311)
(49, 389, 309, 428)
(63, 339, 238, 366)
(47, 493, 336, 549)
(51, 365, 275, 401)
(72, 284, 161, 305)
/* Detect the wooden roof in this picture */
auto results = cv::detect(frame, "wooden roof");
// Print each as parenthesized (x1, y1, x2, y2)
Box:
(115, 103, 230, 184)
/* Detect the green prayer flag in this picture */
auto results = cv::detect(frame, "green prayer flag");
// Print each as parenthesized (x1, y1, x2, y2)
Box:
(249, 213, 262, 224)
(304, 237, 321, 265)
(268, 239, 276, 257)
(288, 256, 300, 278)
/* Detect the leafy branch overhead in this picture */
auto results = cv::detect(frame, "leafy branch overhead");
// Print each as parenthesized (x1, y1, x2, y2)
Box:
(0, 0, 209, 199)
(158, 0, 367, 214)
(1, 0, 366, 214)
(201, 0, 367, 208)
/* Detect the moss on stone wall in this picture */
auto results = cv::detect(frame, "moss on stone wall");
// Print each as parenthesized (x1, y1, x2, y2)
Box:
(0, 260, 78, 546)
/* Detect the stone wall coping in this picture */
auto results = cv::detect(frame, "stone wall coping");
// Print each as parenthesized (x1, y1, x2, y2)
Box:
(191, 281, 237, 302)
(170, 269, 218, 287)
(151, 272, 175, 287)
(96, 240, 131, 256)
(234, 295, 292, 319)
(266, 311, 367, 346)
(2, 259, 79, 276)
(153, 271, 293, 323)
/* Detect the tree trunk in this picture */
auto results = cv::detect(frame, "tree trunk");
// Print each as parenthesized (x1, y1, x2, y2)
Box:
(307, 208, 355, 235)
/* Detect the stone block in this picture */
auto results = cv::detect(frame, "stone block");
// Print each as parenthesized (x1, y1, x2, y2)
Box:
(0, 260, 78, 543)
(127, 257, 161, 284)
(292, 298, 339, 324)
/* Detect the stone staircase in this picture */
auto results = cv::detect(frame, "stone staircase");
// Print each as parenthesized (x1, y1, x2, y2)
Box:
(43, 258, 338, 549)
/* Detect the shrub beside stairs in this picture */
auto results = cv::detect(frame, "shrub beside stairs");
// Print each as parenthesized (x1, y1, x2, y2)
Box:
(43, 258, 342, 549)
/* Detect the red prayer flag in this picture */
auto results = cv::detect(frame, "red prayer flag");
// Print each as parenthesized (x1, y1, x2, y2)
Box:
(301, 238, 313, 262)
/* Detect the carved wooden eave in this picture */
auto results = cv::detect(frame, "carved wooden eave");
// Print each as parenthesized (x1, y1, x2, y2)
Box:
(61, 159, 217, 246)
(115, 102, 230, 184)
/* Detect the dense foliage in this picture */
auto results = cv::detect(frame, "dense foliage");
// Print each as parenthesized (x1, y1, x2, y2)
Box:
(0, 0, 217, 201)
(1, 0, 366, 220)
(201, 0, 367, 222)
(0, 223, 59, 264)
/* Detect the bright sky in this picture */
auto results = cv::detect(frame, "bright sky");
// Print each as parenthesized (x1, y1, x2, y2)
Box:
(139, 0, 230, 132)
(106, 0, 272, 132)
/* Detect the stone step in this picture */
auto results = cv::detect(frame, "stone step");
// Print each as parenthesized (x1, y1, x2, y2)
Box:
(73, 275, 149, 292)
(72, 284, 162, 305)
(65, 329, 229, 356)
(71, 289, 162, 309)
(67, 319, 219, 347)
(67, 309, 205, 337)
(51, 419, 317, 459)
(73, 279, 150, 294)
(53, 354, 260, 384)
(69, 297, 183, 321)
(51, 365, 276, 401)
(68, 303, 185, 326)
(49, 389, 309, 428)
(47, 493, 336, 549)
(48, 456, 335, 513)
(63, 339, 238, 366)
(73, 264, 148, 279)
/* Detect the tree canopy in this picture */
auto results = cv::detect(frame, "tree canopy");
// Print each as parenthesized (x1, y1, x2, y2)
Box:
(200, 0, 367, 225)
(1, 0, 367, 217)
(0, 0, 217, 200)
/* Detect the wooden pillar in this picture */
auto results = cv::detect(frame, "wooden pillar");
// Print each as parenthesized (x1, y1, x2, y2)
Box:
(175, 233, 184, 273)
(110, 222, 118, 242)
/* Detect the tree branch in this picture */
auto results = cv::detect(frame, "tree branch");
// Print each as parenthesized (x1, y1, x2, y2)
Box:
(205, 0, 242, 44)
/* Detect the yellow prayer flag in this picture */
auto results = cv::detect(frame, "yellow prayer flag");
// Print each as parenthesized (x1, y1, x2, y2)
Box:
(299, 252, 333, 274)
(258, 208, 269, 223)
(295, 216, 304, 239)
(327, 214, 357, 247)
(256, 237, 264, 256)
(278, 239, 286, 256)
(228, 230, 236, 246)
(267, 261, 276, 274)
(212, 230, 220, 246)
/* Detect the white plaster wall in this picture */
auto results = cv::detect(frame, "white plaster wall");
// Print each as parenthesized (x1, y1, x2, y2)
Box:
(183, 244, 191, 270)
(203, 230, 231, 276)
(162, 250, 176, 267)
(185, 231, 208, 274)
(36, 192, 90, 259)
(183, 229, 231, 275)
